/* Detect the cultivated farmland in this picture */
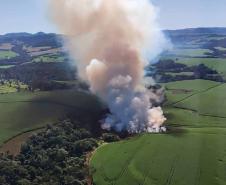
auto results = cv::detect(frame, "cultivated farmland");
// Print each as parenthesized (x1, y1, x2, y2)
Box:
(91, 130, 226, 185)
(0, 90, 103, 145)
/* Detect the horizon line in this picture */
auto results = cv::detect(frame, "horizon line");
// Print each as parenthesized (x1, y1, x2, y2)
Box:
(1, 26, 226, 36)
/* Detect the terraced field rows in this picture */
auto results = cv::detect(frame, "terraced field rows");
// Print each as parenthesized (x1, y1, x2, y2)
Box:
(91, 131, 226, 185)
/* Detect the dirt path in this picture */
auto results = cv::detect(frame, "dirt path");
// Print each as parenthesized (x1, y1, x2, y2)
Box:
(0, 128, 43, 156)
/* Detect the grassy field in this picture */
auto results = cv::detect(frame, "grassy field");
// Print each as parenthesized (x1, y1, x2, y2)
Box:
(175, 83, 226, 117)
(162, 79, 221, 105)
(32, 55, 66, 63)
(163, 80, 226, 127)
(175, 58, 226, 79)
(0, 90, 103, 145)
(0, 43, 13, 50)
(164, 107, 226, 127)
(0, 50, 18, 59)
(163, 79, 220, 91)
(165, 71, 194, 76)
(0, 65, 15, 69)
(91, 130, 226, 185)
(0, 85, 18, 94)
(164, 48, 212, 57)
(0, 81, 28, 94)
(215, 47, 226, 51)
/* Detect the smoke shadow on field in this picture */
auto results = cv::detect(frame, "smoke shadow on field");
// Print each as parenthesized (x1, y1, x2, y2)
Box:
(31, 89, 107, 136)
(167, 126, 189, 137)
(1, 90, 107, 139)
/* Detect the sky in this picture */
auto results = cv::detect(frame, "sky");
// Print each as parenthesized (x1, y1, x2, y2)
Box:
(0, 0, 226, 34)
(0, 0, 56, 34)
(152, 0, 226, 30)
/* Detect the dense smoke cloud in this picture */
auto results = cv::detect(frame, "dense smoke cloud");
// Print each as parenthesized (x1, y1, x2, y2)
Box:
(49, 0, 168, 133)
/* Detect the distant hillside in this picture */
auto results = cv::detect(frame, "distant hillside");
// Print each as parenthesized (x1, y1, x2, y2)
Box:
(164, 27, 226, 36)
(1, 27, 225, 47)
(0, 32, 62, 48)
(162, 27, 226, 50)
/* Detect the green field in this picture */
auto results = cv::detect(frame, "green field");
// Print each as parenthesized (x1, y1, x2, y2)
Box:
(175, 58, 226, 79)
(0, 85, 17, 94)
(91, 130, 226, 185)
(163, 80, 226, 127)
(175, 83, 226, 117)
(32, 55, 66, 63)
(215, 47, 226, 51)
(163, 79, 220, 91)
(165, 71, 194, 76)
(164, 107, 226, 127)
(0, 65, 15, 69)
(0, 50, 18, 59)
(0, 90, 103, 145)
(164, 48, 212, 57)
(162, 79, 221, 105)
(91, 79, 226, 185)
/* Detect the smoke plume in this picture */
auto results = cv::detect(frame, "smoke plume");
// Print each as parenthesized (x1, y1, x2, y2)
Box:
(49, 0, 168, 133)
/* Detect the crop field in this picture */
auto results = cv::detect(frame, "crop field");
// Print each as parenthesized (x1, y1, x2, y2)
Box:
(0, 84, 18, 94)
(91, 79, 226, 185)
(28, 48, 61, 57)
(163, 79, 220, 92)
(215, 47, 226, 51)
(175, 83, 226, 117)
(0, 90, 103, 145)
(165, 71, 194, 76)
(0, 50, 18, 59)
(164, 107, 226, 127)
(0, 80, 28, 94)
(32, 55, 66, 63)
(163, 80, 226, 127)
(164, 48, 212, 57)
(0, 65, 15, 69)
(162, 79, 220, 105)
(0, 43, 14, 50)
(175, 58, 226, 79)
(91, 130, 226, 185)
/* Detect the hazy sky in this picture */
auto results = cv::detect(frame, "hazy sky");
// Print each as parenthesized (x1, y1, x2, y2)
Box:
(152, 0, 226, 30)
(0, 0, 226, 34)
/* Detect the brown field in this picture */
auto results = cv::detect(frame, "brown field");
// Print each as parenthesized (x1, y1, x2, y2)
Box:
(25, 46, 51, 52)
(0, 43, 14, 50)
(0, 129, 43, 156)
(28, 48, 62, 56)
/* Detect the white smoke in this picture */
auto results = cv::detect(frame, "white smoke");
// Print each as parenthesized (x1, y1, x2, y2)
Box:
(49, 0, 168, 133)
